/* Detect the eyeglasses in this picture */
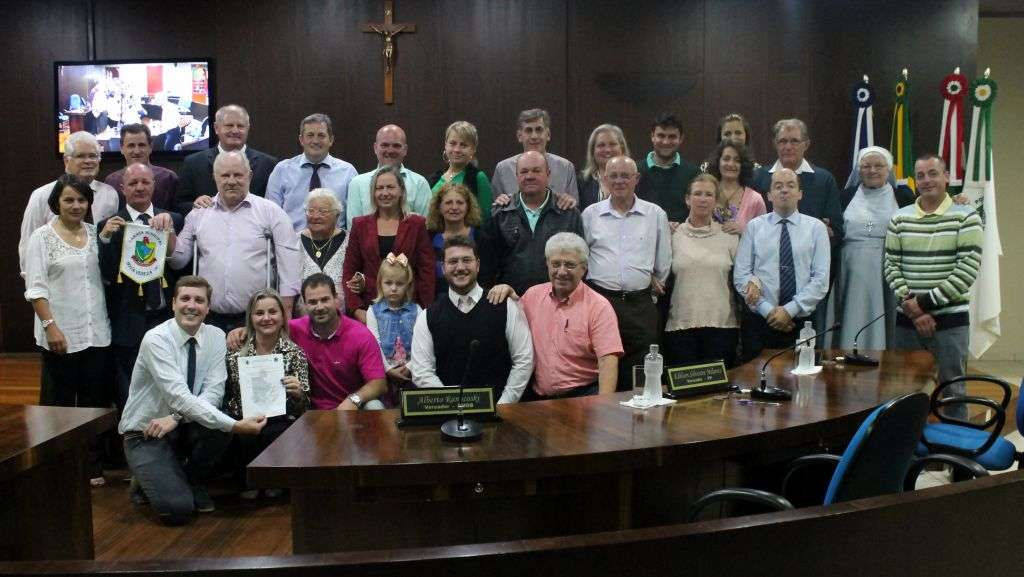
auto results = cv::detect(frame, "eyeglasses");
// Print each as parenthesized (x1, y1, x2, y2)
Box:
(71, 153, 100, 160)
(775, 138, 805, 146)
(305, 208, 336, 216)
(548, 260, 581, 271)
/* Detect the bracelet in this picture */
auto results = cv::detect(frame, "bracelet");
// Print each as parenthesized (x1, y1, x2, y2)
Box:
(41, 319, 55, 329)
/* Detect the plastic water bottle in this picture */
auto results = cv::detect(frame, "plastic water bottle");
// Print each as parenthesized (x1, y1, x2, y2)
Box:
(643, 344, 664, 405)
(799, 321, 816, 349)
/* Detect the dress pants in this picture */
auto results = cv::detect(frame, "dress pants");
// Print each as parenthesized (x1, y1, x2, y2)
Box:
(895, 324, 969, 420)
(739, 309, 807, 364)
(41, 346, 112, 477)
(664, 327, 739, 368)
(124, 423, 232, 526)
(590, 285, 660, 392)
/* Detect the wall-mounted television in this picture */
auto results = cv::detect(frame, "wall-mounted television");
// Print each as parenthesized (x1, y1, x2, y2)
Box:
(54, 58, 215, 159)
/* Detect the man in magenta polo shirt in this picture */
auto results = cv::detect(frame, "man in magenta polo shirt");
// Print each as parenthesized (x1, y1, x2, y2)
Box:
(290, 273, 387, 410)
(518, 233, 623, 399)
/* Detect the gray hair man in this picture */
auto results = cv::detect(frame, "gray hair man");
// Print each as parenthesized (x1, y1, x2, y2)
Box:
(491, 108, 580, 207)
(175, 104, 278, 215)
(518, 233, 623, 399)
(19, 131, 119, 277)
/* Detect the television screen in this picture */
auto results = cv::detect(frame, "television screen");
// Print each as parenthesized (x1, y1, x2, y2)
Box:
(54, 58, 215, 158)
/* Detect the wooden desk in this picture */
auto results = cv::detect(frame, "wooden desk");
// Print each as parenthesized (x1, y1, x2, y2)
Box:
(0, 405, 116, 561)
(249, 350, 934, 554)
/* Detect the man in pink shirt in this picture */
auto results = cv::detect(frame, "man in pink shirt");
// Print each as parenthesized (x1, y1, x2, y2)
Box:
(290, 273, 387, 410)
(519, 233, 623, 399)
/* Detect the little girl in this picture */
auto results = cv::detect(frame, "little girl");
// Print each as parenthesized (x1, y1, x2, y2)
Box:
(365, 253, 421, 406)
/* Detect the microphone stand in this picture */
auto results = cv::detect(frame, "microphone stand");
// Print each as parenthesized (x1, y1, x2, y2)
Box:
(441, 340, 483, 441)
(842, 305, 902, 366)
(751, 323, 841, 401)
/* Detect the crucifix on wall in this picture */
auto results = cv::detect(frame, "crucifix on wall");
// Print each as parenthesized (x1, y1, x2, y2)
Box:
(361, 0, 416, 105)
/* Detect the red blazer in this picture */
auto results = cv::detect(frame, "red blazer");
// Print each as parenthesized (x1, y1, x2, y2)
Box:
(343, 213, 436, 312)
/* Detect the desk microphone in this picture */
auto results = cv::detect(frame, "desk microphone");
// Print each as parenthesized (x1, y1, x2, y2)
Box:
(841, 305, 902, 366)
(752, 323, 841, 401)
(441, 340, 483, 441)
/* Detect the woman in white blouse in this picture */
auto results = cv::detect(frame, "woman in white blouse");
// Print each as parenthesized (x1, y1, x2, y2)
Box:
(664, 174, 740, 367)
(24, 174, 112, 484)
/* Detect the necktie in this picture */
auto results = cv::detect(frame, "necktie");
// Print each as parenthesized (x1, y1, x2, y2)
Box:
(778, 219, 796, 307)
(137, 213, 163, 310)
(458, 296, 474, 314)
(305, 162, 325, 191)
(186, 337, 197, 393)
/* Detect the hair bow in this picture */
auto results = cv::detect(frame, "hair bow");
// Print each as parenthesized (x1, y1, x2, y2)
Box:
(384, 252, 409, 267)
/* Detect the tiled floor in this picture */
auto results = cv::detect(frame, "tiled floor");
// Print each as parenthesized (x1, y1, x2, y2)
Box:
(915, 359, 1024, 489)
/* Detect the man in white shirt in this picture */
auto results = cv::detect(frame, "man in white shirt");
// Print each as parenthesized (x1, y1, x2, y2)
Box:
(409, 236, 533, 404)
(19, 131, 118, 277)
(119, 275, 266, 525)
(581, 156, 671, 390)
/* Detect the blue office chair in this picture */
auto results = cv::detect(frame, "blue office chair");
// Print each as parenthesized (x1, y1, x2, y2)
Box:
(912, 375, 1021, 477)
(688, 392, 986, 520)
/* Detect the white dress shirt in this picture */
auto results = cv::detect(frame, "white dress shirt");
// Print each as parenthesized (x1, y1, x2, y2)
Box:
(768, 158, 815, 174)
(581, 196, 671, 291)
(408, 284, 534, 404)
(118, 319, 235, 434)
(23, 222, 111, 353)
(19, 178, 118, 276)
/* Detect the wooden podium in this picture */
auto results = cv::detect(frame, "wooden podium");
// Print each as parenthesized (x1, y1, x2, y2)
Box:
(248, 350, 934, 554)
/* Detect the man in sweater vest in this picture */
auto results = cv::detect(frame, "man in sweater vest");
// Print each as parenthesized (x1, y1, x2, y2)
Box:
(408, 236, 534, 404)
(885, 155, 982, 419)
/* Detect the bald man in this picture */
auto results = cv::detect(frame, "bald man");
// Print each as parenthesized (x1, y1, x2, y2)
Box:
(98, 163, 184, 409)
(175, 104, 278, 216)
(345, 124, 432, 229)
(734, 168, 831, 360)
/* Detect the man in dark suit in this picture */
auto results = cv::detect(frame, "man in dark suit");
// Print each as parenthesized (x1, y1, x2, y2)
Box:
(174, 104, 277, 216)
(99, 163, 184, 410)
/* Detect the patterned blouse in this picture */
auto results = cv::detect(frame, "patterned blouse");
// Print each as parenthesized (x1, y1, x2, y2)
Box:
(225, 336, 311, 420)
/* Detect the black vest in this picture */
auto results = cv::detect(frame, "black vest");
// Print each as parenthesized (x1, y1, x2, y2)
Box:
(427, 163, 482, 199)
(426, 294, 511, 398)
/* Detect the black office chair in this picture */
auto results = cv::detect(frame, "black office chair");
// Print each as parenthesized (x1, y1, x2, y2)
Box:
(688, 391, 987, 520)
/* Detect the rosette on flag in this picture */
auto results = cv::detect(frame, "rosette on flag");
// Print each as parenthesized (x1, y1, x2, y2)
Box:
(844, 77, 876, 189)
(963, 72, 1000, 358)
(938, 71, 968, 192)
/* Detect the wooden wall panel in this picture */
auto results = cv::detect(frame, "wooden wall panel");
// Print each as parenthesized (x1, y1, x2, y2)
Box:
(0, 0, 978, 351)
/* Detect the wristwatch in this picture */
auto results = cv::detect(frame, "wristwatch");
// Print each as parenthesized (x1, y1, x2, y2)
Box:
(348, 394, 364, 409)
(41, 319, 55, 329)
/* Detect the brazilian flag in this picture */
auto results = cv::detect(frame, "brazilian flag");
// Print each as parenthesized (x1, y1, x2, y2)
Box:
(890, 72, 915, 192)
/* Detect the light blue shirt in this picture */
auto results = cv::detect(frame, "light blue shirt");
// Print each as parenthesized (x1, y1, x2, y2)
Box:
(345, 164, 432, 230)
(734, 210, 831, 319)
(519, 190, 550, 233)
(266, 153, 357, 231)
(582, 196, 671, 292)
(118, 319, 235, 434)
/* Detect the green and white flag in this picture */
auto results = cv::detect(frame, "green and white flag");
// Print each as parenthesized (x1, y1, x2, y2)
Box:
(963, 75, 1000, 358)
